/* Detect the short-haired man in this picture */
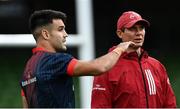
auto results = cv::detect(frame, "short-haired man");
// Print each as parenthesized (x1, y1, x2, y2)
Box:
(20, 9, 135, 108)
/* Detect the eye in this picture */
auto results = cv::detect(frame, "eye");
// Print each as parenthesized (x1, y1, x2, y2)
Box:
(139, 25, 145, 30)
(128, 27, 136, 31)
(58, 28, 63, 31)
(58, 26, 65, 31)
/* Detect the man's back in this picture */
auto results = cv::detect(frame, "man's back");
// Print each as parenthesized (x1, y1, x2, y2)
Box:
(20, 48, 75, 108)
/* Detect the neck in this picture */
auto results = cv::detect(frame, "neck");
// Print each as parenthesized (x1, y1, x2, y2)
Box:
(36, 41, 56, 53)
(136, 48, 141, 57)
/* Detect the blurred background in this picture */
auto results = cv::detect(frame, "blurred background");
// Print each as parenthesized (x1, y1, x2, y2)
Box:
(0, 0, 179, 107)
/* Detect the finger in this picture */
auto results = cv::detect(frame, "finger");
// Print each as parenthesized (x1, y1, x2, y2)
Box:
(128, 41, 136, 47)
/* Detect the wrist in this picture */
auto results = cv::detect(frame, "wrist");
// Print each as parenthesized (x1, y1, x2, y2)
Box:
(112, 47, 124, 55)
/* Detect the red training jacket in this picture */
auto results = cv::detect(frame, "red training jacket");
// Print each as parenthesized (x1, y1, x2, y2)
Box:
(91, 47, 176, 108)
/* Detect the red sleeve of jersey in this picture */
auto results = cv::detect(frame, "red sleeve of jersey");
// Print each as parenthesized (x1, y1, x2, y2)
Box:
(21, 89, 25, 96)
(67, 58, 78, 76)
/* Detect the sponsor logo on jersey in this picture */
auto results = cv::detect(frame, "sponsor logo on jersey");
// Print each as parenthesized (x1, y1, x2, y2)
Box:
(21, 77, 37, 87)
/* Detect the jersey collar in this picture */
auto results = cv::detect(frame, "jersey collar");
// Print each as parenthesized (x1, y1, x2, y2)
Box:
(32, 47, 47, 54)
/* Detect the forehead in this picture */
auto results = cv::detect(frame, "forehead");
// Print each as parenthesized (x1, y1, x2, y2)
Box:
(52, 19, 65, 27)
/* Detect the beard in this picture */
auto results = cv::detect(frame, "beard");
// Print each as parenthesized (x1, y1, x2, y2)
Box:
(55, 44, 67, 52)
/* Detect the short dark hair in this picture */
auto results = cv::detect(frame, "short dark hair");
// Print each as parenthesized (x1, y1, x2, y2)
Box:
(29, 9, 67, 34)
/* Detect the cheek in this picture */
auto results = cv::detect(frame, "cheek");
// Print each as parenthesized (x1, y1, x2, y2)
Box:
(122, 34, 134, 41)
(54, 33, 62, 41)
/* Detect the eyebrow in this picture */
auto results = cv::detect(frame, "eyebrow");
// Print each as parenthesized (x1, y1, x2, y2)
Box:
(58, 25, 65, 29)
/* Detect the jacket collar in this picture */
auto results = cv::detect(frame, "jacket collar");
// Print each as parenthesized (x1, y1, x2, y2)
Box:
(122, 50, 148, 60)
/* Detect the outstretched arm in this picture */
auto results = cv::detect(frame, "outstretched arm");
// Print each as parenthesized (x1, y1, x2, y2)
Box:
(69, 41, 135, 76)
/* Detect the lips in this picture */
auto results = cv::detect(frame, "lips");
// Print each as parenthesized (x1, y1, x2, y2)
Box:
(62, 39, 66, 44)
(133, 38, 142, 43)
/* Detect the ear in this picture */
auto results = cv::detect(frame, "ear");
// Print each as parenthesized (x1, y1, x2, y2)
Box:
(41, 29, 50, 40)
(116, 30, 123, 39)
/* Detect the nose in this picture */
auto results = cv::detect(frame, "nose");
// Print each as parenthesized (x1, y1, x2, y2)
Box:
(64, 31, 68, 37)
(136, 28, 141, 35)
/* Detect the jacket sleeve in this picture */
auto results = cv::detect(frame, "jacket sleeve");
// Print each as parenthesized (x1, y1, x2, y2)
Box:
(160, 64, 177, 107)
(91, 72, 112, 108)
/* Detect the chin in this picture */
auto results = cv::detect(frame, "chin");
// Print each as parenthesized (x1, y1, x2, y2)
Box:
(135, 42, 143, 46)
(56, 47, 67, 52)
(62, 47, 67, 51)
(133, 44, 142, 49)
(60, 48, 67, 51)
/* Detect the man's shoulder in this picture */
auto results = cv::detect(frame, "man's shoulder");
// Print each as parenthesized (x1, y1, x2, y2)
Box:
(147, 56, 160, 63)
(147, 56, 165, 68)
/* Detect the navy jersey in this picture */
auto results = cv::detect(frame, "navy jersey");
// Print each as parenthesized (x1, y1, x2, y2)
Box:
(20, 48, 76, 108)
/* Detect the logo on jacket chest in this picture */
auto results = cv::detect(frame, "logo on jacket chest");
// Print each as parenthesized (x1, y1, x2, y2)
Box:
(144, 69, 156, 95)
